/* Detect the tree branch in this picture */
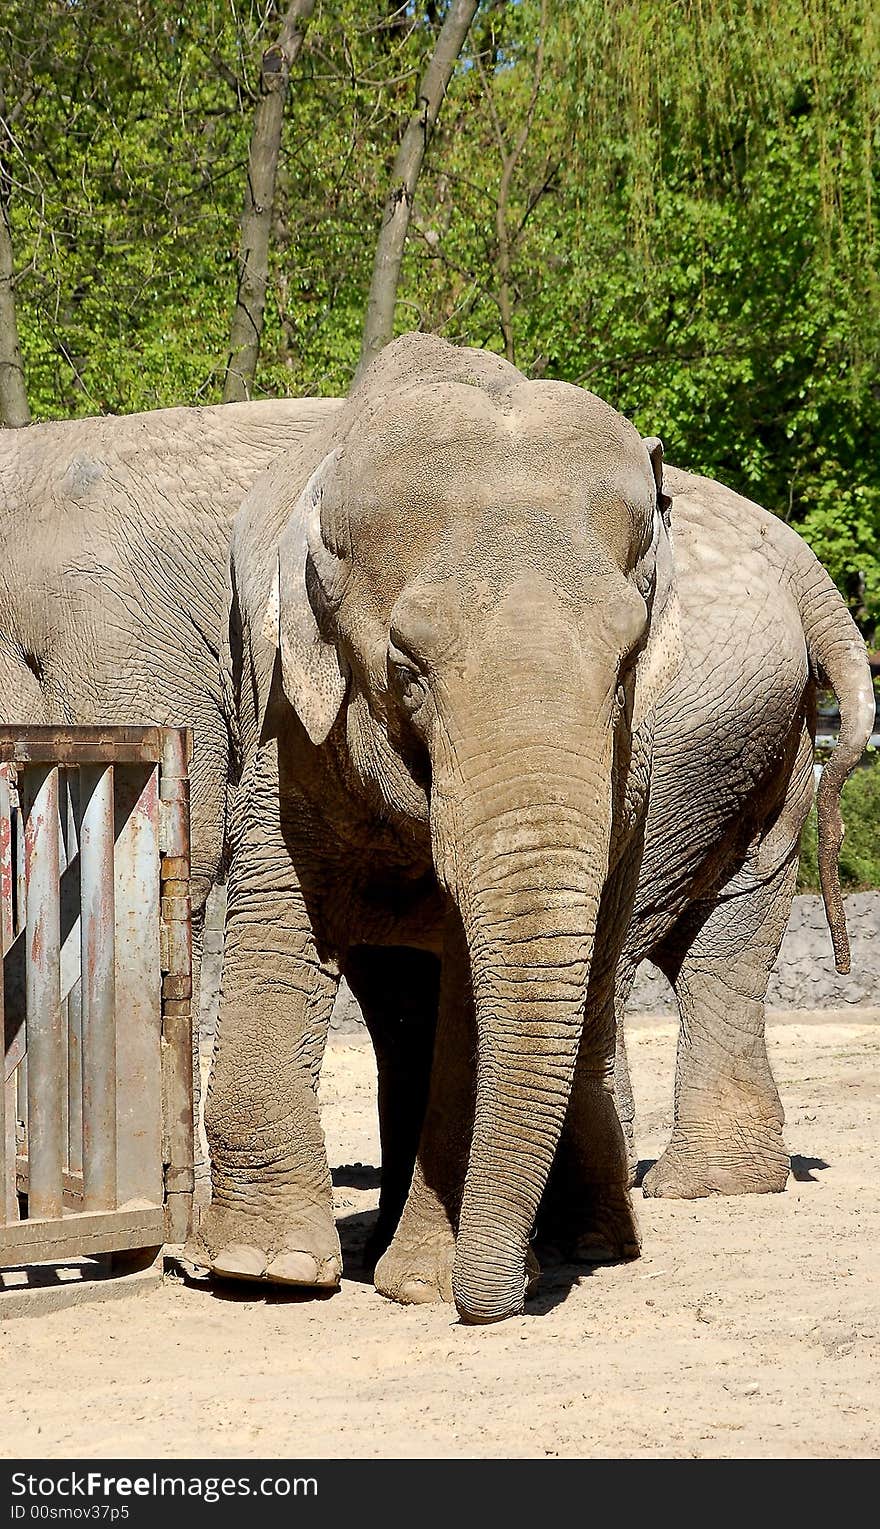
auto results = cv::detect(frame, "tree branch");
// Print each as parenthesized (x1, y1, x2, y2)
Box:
(223, 0, 317, 403)
(356, 0, 480, 382)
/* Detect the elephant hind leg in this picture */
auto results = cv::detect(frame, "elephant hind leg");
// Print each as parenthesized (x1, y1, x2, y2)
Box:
(612, 961, 639, 1186)
(643, 722, 814, 1200)
(343, 945, 440, 1265)
(538, 974, 640, 1264)
(642, 858, 798, 1200)
(374, 914, 475, 1306)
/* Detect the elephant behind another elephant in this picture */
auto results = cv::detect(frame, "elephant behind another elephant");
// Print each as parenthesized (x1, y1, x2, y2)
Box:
(0, 396, 338, 1168)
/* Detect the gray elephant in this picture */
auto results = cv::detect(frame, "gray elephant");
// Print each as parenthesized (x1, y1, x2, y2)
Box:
(610, 464, 873, 1202)
(0, 396, 335, 1106)
(190, 334, 871, 1324)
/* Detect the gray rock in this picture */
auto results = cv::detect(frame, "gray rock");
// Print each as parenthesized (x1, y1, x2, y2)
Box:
(628, 892, 880, 1013)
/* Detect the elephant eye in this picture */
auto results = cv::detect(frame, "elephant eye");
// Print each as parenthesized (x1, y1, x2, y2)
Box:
(635, 560, 656, 602)
(387, 644, 427, 712)
(388, 642, 418, 678)
(390, 658, 418, 688)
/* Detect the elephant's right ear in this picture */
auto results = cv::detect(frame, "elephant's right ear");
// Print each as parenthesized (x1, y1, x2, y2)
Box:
(268, 455, 348, 746)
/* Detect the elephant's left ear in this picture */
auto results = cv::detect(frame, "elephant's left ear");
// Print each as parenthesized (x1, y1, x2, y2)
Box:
(631, 493, 683, 734)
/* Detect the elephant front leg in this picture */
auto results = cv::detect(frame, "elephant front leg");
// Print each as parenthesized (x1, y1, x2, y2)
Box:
(188, 753, 341, 1288)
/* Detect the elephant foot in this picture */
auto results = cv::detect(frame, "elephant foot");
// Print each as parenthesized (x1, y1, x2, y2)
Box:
(575, 1183, 642, 1263)
(542, 1182, 641, 1264)
(185, 1199, 342, 1289)
(642, 1120, 789, 1199)
(363, 1208, 405, 1271)
(374, 1218, 540, 1307)
(374, 1221, 456, 1305)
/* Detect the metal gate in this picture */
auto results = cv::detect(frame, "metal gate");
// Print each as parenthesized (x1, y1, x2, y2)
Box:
(0, 726, 194, 1270)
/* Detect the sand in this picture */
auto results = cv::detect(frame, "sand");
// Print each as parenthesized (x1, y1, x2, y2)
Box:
(2, 1010, 878, 1460)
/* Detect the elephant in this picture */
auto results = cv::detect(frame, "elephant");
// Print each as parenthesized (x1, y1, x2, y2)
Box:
(0, 395, 336, 1158)
(610, 463, 874, 1201)
(189, 332, 872, 1324)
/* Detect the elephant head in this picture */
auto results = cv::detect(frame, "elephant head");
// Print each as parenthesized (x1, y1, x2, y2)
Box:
(267, 334, 681, 1322)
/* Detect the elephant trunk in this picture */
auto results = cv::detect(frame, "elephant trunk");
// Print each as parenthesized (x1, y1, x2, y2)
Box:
(436, 741, 612, 1325)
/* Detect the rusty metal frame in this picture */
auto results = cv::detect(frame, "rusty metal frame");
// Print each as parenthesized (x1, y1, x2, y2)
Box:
(0, 726, 193, 1269)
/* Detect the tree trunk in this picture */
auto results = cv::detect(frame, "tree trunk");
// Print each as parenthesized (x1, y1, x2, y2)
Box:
(0, 124, 30, 427)
(356, 0, 479, 384)
(222, 0, 316, 404)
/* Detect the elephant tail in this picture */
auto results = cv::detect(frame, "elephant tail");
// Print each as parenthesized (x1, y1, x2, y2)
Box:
(789, 539, 875, 973)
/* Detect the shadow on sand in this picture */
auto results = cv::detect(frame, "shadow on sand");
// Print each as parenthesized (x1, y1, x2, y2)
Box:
(180, 1151, 728, 1317)
(636, 1154, 831, 1187)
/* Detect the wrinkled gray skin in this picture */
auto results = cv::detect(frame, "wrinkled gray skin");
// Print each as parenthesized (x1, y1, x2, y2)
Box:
(0, 396, 336, 1154)
(611, 464, 872, 1202)
(192, 333, 872, 1324)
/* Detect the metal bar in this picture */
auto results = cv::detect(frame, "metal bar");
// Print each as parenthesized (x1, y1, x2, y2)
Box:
(2, 1076, 15, 1225)
(159, 728, 194, 1242)
(5, 885, 78, 1032)
(63, 773, 83, 1175)
(14, 791, 25, 939)
(67, 979, 83, 1176)
(0, 726, 164, 767)
(0, 987, 11, 1227)
(59, 787, 69, 1166)
(78, 764, 117, 1212)
(0, 769, 16, 1224)
(15, 1157, 83, 1207)
(0, 1205, 164, 1267)
(15, 1061, 26, 1154)
(0, 768, 13, 952)
(113, 763, 163, 1207)
(13, 786, 27, 1164)
(24, 765, 64, 1220)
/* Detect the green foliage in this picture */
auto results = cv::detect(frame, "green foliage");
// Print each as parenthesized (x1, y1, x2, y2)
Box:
(798, 753, 880, 891)
(2, 0, 878, 638)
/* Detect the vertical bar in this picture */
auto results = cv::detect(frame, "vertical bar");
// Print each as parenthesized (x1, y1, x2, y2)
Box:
(24, 764, 63, 1220)
(14, 788, 26, 937)
(159, 728, 194, 1241)
(0, 767, 13, 951)
(0, 987, 6, 1225)
(13, 778, 28, 1171)
(58, 787, 69, 1176)
(65, 773, 83, 1177)
(114, 762, 162, 1206)
(0, 768, 16, 1223)
(0, 992, 14, 1226)
(79, 764, 117, 1211)
(16, 1058, 26, 1158)
(3, 1071, 16, 1223)
(67, 981, 83, 1176)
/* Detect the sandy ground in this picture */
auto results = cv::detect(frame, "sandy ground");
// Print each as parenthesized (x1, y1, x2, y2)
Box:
(2, 1010, 878, 1460)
